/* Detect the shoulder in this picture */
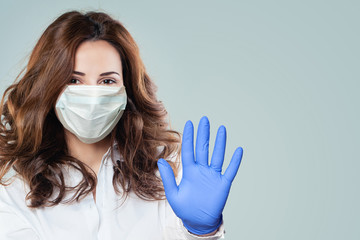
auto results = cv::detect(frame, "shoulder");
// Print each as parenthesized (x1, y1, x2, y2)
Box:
(0, 169, 30, 209)
(0, 170, 36, 231)
(0, 172, 40, 239)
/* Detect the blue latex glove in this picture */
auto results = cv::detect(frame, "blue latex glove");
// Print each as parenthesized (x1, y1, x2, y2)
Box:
(157, 116, 243, 235)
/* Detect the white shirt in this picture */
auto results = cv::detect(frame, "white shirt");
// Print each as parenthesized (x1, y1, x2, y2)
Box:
(0, 144, 225, 240)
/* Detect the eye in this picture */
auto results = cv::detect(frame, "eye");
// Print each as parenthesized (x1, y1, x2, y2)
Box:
(69, 78, 81, 84)
(100, 79, 117, 84)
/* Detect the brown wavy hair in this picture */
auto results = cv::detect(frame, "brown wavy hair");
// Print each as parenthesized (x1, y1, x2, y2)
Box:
(0, 10, 181, 208)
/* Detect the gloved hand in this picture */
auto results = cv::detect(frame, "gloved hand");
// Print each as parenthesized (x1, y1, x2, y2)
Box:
(157, 116, 243, 235)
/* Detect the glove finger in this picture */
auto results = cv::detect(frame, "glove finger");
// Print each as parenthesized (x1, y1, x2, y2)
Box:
(181, 120, 195, 168)
(195, 116, 210, 166)
(223, 147, 243, 182)
(210, 125, 227, 172)
(157, 158, 178, 200)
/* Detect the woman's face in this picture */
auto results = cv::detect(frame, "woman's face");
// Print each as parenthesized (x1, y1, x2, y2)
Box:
(70, 40, 124, 87)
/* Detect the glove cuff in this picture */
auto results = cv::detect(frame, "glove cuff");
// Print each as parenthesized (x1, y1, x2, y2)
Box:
(182, 214, 223, 236)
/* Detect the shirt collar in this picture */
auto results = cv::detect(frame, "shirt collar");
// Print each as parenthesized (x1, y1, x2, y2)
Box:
(102, 140, 122, 165)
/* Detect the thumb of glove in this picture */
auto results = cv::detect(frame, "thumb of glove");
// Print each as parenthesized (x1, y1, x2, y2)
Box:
(157, 158, 178, 202)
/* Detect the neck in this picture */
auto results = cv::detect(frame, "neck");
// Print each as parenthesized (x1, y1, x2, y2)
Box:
(64, 129, 112, 176)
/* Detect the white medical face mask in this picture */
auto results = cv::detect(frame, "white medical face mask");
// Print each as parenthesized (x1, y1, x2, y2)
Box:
(55, 85, 127, 144)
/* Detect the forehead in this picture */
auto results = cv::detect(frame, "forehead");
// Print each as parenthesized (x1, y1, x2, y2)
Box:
(74, 40, 122, 72)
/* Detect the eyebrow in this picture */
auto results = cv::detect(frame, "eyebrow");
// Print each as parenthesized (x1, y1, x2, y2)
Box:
(73, 71, 121, 77)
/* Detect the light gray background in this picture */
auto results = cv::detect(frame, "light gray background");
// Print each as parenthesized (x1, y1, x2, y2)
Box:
(1, 1, 359, 239)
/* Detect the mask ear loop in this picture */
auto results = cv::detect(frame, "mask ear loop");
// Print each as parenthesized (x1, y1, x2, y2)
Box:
(54, 85, 69, 108)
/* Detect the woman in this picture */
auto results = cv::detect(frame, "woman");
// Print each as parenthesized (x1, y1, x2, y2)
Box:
(0, 10, 243, 239)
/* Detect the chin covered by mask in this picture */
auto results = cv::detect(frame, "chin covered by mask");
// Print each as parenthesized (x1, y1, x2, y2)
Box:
(55, 85, 127, 144)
